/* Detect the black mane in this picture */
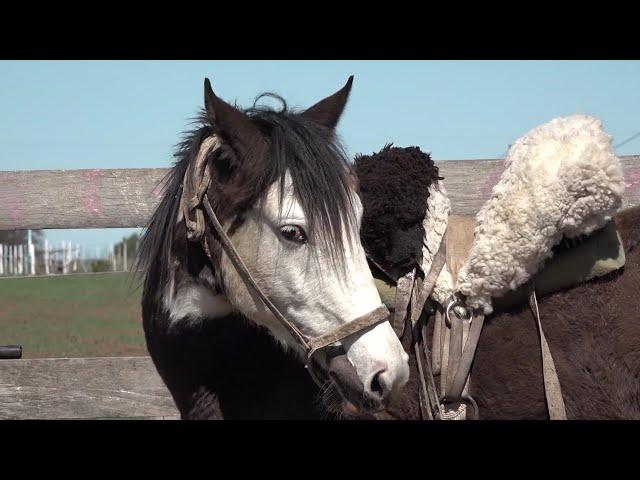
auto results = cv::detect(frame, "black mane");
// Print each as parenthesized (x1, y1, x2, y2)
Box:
(136, 95, 356, 295)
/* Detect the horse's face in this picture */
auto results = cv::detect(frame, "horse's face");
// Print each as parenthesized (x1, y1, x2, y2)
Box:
(221, 172, 409, 411)
(203, 77, 409, 413)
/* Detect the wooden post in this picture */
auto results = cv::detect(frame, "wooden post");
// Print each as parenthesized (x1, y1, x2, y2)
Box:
(123, 241, 128, 271)
(62, 241, 67, 274)
(29, 242, 35, 275)
(44, 239, 50, 275)
(72, 243, 79, 272)
(111, 243, 116, 271)
(28, 231, 35, 276)
(0, 244, 3, 276)
(79, 244, 86, 272)
(17, 244, 23, 275)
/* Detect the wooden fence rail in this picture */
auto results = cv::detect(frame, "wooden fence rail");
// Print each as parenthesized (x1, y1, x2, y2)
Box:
(1, 155, 639, 419)
(2, 156, 639, 231)
(0, 357, 178, 419)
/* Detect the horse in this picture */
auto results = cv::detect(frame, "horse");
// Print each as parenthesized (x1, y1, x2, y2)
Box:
(137, 77, 410, 419)
(139, 79, 640, 420)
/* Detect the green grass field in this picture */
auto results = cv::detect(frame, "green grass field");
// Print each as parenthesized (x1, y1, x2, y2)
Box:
(0, 273, 147, 358)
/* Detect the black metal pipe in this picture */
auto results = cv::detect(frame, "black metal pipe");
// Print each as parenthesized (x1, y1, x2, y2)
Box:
(0, 345, 22, 359)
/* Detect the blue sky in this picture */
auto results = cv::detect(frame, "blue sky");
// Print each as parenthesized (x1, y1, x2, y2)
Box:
(1, 60, 639, 250)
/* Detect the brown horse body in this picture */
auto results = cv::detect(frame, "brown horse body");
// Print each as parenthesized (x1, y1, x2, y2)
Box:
(472, 206, 640, 420)
(380, 206, 640, 420)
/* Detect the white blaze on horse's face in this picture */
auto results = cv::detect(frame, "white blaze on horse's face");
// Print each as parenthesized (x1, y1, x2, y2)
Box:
(220, 171, 409, 402)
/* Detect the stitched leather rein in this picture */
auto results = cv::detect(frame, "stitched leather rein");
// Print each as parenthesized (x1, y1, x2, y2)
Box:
(179, 151, 390, 387)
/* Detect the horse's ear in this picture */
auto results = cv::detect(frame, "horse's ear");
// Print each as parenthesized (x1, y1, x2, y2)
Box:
(204, 78, 266, 160)
(301, 76, 354, 129)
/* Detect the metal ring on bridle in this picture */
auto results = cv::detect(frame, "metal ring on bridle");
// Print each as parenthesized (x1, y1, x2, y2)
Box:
(445, 298, 473, 327)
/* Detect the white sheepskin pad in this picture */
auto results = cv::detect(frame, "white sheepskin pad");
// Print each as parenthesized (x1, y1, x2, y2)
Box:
(456, 114, 625, 314)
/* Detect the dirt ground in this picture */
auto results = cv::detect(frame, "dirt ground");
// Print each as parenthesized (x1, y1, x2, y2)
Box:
(0, 273, 147, 358)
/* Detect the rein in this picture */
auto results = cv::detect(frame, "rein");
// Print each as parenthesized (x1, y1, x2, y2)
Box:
(179, 148, 390, 387)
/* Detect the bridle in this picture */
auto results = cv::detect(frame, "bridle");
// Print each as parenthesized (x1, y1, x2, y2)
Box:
(179, 141, 391, 388)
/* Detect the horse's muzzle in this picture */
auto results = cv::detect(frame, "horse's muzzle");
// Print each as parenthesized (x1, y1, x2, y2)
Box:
(326, 351, 385, 416)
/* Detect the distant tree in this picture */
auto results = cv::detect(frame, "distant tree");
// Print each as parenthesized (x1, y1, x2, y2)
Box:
(90, 259, 112, 273)
(114, 232, 141, 270)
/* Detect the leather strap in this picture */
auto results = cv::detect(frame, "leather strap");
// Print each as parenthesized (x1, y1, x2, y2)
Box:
(529, 285, 567, 420)
(306, 305, 390, 358)
(201, 194, 390, 360)
(392, 268, 416, 337)
(431, 307, 443, 374)
(445, 310, 485, 401)
(413, 331, 434, 420)
(201, 195, 312, 349)
(410, 237, 448, 326)
(421, 323, 444, 419)
(404, 235, 449, 420)
(445, 310, 464, 393)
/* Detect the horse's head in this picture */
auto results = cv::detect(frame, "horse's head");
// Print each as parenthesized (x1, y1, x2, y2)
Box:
(167, 77, 409, 413)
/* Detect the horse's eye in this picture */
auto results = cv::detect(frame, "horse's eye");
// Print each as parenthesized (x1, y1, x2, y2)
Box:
(280, 225, 307, 244)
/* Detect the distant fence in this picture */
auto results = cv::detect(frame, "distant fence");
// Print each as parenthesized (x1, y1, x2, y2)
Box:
(0, 240, 135, 277)
(1, 156, 639, 419)
(0, 242, 35, 276)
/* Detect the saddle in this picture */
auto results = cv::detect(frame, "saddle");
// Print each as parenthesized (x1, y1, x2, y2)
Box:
(362, 114, 627, 420)
(377, 216, 626, 312)
(374, 215, 626, 419)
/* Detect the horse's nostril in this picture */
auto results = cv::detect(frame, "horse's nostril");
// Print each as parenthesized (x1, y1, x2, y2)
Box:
(369, 369, 389, 399)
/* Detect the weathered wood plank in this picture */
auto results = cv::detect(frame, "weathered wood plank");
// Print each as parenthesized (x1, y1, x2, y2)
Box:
(1, 156, 639, 230)
(0, 168, 168, 230)
(436, 155, 640, 217)
(0, 356, 179, 419)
